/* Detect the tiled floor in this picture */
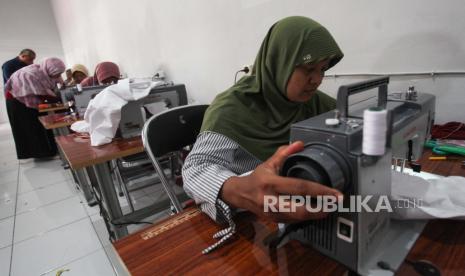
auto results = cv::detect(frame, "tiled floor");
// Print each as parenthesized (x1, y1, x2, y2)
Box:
(0, 123, 173, 276)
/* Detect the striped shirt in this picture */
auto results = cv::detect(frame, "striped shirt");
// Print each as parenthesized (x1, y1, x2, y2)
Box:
(182, 131, 261, 253)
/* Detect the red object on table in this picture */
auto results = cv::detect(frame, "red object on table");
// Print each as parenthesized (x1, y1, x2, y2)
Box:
(431, 122, 465, 139)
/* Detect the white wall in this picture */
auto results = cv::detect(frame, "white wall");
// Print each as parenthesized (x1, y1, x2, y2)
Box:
(0, 0, 64, 123)
(50, 0, 465, 123)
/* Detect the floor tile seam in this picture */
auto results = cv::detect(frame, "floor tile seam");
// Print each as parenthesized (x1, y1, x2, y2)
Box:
(17, 177, 74, 195)
(12, 215, 91, 245)
(87, 211, 119, 276)
(9, 165, 20, 276)
(0, 243, 12, 250)
(14, 194, 79, 216)
(16, 179, 77, 196)
(0, 215, 15, 223)
(37, 247, 103, 276)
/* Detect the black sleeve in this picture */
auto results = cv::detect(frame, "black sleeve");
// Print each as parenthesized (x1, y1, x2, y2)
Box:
(2, 62, 16, 84)
(2, 64, 10, 84)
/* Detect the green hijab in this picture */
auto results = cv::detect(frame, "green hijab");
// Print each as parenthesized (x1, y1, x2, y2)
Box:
(201, 16, 343, 161)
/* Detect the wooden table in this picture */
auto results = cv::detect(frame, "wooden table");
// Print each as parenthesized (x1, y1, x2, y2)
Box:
(38, 113, 80, 130)
(39, 113, 81, 176)
(114, 150, 465, 276)
(38, 103, 70, 114)
(55, 134, 144, 170)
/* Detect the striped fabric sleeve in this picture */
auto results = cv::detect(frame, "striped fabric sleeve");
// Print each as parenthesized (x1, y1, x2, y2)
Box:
(182, 131, 262, 253)
(182, 131, 240, 222)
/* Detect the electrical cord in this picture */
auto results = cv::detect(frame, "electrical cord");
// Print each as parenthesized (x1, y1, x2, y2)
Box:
(264, 221, 312, 249)
(405, 259, 441, 276)
(88, 180, 154, 239)
(234, 66, 250, 84)
(377, 261, 396, 273)
(265, 223, 442, 276)
(377, 259, 441, 276)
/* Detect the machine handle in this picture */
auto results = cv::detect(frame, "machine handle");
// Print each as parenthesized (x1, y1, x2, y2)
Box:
(336, 76, 389, 118)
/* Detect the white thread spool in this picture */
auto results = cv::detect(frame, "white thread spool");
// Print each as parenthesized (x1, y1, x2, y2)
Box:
(362, 108, 388, 156)
(76, 83, 82, 92)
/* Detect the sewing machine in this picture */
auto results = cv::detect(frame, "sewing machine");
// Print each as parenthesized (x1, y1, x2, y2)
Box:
(280, 77, 435, 275)
(118, 83, 188, 138)
(58, 85, 108, 117)
(58, 87, 74, 105)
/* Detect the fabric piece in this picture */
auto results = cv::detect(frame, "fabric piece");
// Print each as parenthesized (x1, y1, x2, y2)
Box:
(202, 199, 236, 254)
(431, 122, 465, 140)
(6, 98, 57, 159)
(70, 120, 90, 133)
(5, 57, 65, 108)
(71, 79, 164, 146)
(5, 91, 13, 100)
(201, 16, 342, 161)
(391, 170, 465, 219)
(142, 101, 169, 121)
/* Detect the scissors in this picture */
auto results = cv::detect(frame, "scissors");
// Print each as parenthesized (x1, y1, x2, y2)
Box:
(425, 140, 465, 156)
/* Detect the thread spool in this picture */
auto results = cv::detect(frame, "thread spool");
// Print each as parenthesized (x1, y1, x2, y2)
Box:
(76, 83, 82, 92)
(362, 107, 388, 156)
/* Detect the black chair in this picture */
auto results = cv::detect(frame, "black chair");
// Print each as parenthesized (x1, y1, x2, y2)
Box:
(142, 104, 209, 212)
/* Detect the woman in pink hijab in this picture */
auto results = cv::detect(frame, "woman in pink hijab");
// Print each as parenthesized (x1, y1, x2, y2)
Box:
(80, 61, 120, 87)
(4, 57, 65, 159)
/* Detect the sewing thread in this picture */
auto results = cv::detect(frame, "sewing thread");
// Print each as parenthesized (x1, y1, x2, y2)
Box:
(362, 107, 388, 156)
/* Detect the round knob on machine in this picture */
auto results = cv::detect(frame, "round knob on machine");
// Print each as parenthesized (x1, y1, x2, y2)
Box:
(325, 118, 340, 126)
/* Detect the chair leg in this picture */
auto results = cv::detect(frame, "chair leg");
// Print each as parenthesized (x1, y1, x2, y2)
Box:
(169, 155, 175, 180)
(115, 176, 124, 197)
(152, 158, 183, 213)
(111, 160, 135, 213)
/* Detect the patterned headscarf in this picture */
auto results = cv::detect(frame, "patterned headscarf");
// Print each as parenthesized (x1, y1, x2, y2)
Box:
(5, 57, 65, 108)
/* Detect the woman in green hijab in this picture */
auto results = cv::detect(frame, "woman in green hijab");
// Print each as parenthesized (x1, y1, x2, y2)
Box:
(183, 16, 344, 253)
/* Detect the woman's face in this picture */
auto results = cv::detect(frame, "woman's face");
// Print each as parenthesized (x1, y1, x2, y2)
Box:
(65, 70, 72, 79)
(100, 76, 119, 85)
(73, 71, 87, 84)
(286, 59, 329, 103)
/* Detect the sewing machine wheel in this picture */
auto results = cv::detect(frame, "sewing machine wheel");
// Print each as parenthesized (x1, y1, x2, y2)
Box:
(281, 144, 350, 192)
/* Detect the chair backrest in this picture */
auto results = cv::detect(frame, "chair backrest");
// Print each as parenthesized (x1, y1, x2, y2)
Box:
(142, 104, 209, 158)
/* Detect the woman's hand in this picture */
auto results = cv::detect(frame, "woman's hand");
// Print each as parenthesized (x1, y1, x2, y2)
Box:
(220, 141, 343, 223)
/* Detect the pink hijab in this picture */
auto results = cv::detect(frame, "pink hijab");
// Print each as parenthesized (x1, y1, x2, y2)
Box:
(5, 57, 65, 108)
(80, 76, 95, 87)
(80, 61, 120, 87)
